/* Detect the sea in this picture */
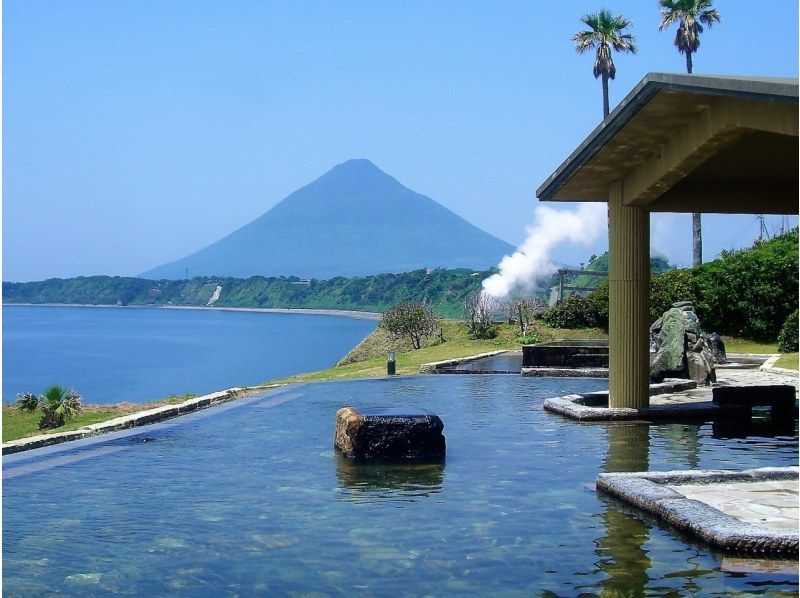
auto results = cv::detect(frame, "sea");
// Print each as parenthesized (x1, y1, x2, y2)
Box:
(2, 305, 377, 405)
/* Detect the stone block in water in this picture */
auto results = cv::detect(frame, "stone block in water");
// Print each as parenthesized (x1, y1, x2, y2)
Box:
(334, 407, 445, 463)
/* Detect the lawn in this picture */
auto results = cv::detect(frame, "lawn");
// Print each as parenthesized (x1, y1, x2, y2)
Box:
(722, 338, 779, 354)
(274, 320, 607, 384)
(775, 353, 799, 370)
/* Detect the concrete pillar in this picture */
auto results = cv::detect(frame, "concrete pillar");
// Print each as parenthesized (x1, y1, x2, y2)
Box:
(608, 181, 650, 409)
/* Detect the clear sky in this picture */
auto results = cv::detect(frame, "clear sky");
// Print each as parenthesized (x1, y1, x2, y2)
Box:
(3, 0, 798, 282)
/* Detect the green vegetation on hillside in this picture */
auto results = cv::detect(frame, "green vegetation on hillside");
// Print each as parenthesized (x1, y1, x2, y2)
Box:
(548, 252, 673, 298)
(545, 229, 799, 342)
(3, 268, 494, 318)
(275, 321, 607, 383)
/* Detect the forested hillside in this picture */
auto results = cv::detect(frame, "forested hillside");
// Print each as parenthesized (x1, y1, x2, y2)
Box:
(4, 268, 493, 318)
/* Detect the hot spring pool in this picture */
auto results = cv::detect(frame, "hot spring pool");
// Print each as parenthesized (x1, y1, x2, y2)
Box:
(3, 375, 798, 595)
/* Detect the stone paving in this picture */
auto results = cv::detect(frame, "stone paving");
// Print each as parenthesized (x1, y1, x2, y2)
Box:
(669, 479, 799, 531)
(543, 366, 798, 422)
(650, 367, 798, 407)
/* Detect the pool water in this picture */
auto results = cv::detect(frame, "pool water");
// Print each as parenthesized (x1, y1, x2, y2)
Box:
(3, 375, 798, 595)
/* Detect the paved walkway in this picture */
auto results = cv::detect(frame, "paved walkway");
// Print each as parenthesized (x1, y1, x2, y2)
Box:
(649, 368, 798, 408)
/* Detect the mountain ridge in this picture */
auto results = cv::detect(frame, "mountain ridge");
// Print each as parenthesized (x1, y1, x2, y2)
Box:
(141, 159, 514, 280)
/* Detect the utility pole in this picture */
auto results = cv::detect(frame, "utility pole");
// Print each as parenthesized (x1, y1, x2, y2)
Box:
(757, 214, 769, 241)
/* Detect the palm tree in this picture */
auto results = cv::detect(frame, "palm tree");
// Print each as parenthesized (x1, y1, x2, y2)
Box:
(658, 0, 720, 266)
(16, 385, 83, 430)
(573, 10, 637, 118)
(658, 0, 721, 74)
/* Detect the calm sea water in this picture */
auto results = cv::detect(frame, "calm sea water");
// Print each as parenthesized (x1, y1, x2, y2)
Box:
(3, 375, 797, 595)
(2, 305, 376, 404)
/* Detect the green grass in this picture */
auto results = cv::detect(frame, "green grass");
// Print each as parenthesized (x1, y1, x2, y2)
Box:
(2, 393, 197, 443)
(274, 320, 607, 384)
(775, 353, 799, 370)
(722, 337, 778, 355)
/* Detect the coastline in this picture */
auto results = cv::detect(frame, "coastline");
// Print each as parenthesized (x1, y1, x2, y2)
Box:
(3, 302, 382, 321)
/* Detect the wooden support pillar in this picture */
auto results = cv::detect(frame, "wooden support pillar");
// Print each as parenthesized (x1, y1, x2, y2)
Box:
(608, 181, 650, 409)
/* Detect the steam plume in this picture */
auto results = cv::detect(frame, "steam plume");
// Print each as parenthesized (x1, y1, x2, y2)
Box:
(482, 203, 607, 299)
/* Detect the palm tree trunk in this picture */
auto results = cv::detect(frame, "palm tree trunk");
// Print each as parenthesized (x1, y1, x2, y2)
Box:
(692, 213, 702, 265)
(685, 50, 700, 265)
(602, 75, 609, 118)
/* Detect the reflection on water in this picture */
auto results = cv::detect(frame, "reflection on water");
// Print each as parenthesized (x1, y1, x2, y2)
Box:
(713, 418, 798, 440)
(591, 425, 652, 596)
(335, 453, 444, 502)
(604, 424, 651, 473)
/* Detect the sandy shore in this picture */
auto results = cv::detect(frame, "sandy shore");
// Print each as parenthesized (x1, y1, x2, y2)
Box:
(5, 303, 381, 321)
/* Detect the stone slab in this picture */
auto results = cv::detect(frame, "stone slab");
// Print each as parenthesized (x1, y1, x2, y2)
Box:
(597, 467, 799, 556)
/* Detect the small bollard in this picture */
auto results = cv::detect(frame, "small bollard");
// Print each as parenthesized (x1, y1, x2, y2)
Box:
(387, 352, 396, 376)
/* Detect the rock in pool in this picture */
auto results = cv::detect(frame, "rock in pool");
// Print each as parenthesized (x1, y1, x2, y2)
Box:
(334, 407, 446, 463)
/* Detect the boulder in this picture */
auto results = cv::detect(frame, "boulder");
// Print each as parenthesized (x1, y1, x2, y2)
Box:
(650, 308, 687, 379)
(334, 407, 445, 463)
(650, 303, 716, 385)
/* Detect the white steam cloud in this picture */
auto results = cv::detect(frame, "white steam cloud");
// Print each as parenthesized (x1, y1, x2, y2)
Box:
(482, 203, 607, 299)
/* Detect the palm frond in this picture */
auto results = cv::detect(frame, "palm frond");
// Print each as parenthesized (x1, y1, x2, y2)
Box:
(573, 10, 636, 78)
(659, 0, 720, 53)
(54, 390, 83, 422)
(41, 385, 70, 410)
(16, 392, 41, 413)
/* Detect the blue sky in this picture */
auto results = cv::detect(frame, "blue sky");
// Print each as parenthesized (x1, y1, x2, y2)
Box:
(3, 0, 798, 281)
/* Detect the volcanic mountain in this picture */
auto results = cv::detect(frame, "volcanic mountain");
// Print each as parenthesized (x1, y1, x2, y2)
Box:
(141, 159, 514, 280)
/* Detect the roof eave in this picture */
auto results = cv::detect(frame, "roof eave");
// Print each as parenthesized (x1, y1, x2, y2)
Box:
(536, 73, 800, 202)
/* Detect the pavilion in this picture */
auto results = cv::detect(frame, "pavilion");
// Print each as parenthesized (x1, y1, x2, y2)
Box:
(537, 73, 799, 409)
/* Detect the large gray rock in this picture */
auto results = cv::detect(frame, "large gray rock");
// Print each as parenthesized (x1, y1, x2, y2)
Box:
(334, 407, 445, 463)
(650, 308, 687, 379)
(650, 302, 716, 385)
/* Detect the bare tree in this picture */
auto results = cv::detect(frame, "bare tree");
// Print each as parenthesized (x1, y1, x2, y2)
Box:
(514, 296, 547, 336)
(380, 302, 440, 350)
(464, 292, 496, 339)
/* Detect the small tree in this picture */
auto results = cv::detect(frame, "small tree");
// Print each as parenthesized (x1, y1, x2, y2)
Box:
(380, 302, 440, 350)
(464, 292, 496, 339)
(16, 385, 83, 430)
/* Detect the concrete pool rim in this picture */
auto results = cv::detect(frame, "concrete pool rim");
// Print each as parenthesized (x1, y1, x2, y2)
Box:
(597, 466, 799, 556)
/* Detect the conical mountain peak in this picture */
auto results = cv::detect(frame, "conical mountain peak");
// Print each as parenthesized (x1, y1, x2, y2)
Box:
(142, 161, 513, 280)
(313, 158, 399, 189)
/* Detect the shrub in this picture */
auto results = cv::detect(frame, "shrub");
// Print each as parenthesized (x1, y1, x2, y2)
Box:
(543, 294, 597, 329)
(585, 281, 609, 331)
(15, 392, 40, 412)
(380, 302, 440, 350)
(650, 269, 696, 323)
(778, 310, 799, 353)
(518, 326, 541, 344)
(554, 230, 798, 342)
(692, 229, 798, 341)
